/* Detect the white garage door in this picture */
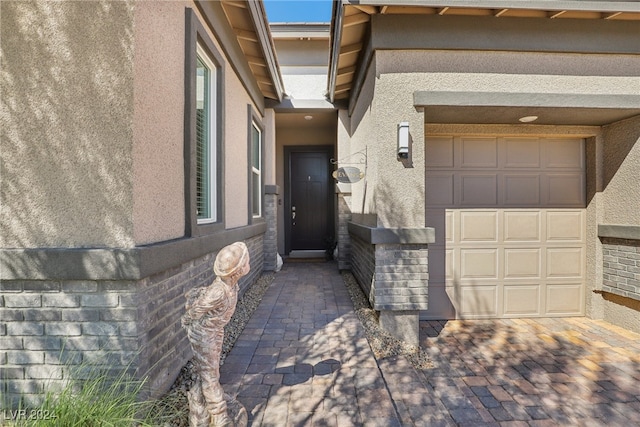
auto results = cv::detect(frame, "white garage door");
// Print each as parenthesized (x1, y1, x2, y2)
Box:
(425, 136, 586, 319)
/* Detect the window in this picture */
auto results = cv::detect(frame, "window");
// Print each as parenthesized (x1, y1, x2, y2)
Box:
(185, 9, 225, 237)
(251, 121, 262, 218)
(196, 45, 216, 223)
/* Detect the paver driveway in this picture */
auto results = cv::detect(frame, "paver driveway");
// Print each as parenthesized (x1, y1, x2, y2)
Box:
(221, 261, 640, 426)
(389, 318, 640, 426)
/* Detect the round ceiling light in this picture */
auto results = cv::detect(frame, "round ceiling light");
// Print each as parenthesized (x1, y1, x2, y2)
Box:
(518, 115, 538, 123)
(304, 115, 313, 121)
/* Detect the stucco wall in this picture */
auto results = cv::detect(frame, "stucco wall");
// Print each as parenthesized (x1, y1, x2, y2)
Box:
(263, 109, 277, 186)
(225, 71, 255, 228)
(370, 71, 426, 228)
(602, 116, 640, 226)
(0, 0, 265, 247)
(344, 49, 640, 230)
(377, 50, 640, 79)
(375, 50, 639, 98)
(1, 0, 136, 248)
(346, 58, 378, 221)
(132, 1, 262, 239)
(598, 116, 640, 331)
(132, 0, 187, 245)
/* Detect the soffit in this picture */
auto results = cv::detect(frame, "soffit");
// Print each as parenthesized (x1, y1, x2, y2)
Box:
(275, 111, 337, 129)
(219, 0, 284, 101)
(414, 91, 640, 126)
(270, 23, 330, 40)
(328, 1, 640, 102)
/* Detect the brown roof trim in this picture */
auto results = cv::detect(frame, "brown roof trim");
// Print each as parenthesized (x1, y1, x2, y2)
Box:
(328, 0, 640, 104)
(246, 0, 285, 101)
(347, 1, 640, 14)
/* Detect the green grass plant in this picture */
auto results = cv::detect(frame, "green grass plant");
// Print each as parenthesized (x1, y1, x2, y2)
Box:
(10, 360, 156, 427)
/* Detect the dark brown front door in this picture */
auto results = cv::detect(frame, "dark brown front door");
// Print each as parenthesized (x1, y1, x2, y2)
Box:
(285, 147, 334, 253)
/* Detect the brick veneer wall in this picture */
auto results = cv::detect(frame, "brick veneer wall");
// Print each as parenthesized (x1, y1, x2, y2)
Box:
(1, 235, 264, 408)
(337, 193, 352, 270)
(602, 237, 640, 301)
(349, 232, 429, 311)
(263, 186, 279, 271)
(350, 234, 375, 304)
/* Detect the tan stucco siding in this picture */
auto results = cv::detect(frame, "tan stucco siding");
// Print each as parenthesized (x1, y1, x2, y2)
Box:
(132, 1, 187, 245)
(346, 59, 378, 221)
(132, 1, 264, 238)
(602, 116, 640, 226)
(263, 109, 276, 186)
(377, 50, 640, 78)
(224, 65, 255, 229)
(1, 1, 135, 248)
(357, 48, 640, 229)
(376, 51, 640, 95)
(370, 72, 426, 228)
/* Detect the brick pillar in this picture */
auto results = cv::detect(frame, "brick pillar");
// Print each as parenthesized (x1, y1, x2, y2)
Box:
(337, 192, 352, 270)
(263, 185, 279, 271)
(348, 222, 434, 346)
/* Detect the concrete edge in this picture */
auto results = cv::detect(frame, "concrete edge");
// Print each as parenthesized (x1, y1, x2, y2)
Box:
(265, 184, 280, 195)
(348, 221, 435, 245)
(598, 224, 640, 241)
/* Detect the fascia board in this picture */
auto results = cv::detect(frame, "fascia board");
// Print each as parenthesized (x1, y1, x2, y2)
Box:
(328, 0, 346, 102)
(246, 0, 285, 101)
(345, 0, 640, 13)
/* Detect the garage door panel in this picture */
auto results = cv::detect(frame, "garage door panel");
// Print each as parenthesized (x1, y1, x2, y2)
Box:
(505, 249, 541, 278)
(460, 174, 498, 205)
(459, 285, 499, 317)
(504, 285, 541, 316)
(461, 137, 497, 168)
(545, 138, 584, 169)
(460, 211, 498, 242)
(547, 211, 584, 241)
(503, 174, 541, 205)
(547, 247, 583, 278)
(504, 211, 541, 242)
(461, 249, 498, 278)
(426, 136, 454, 167)
(446, 248, 455, 281)
(546, 174, 585, 206)
(546, 284, 583, 315)
(446, 210, 454, 243)
(504, 138, 541, 168)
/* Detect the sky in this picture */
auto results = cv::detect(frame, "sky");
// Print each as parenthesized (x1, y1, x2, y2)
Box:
(264, 0, 333, 23)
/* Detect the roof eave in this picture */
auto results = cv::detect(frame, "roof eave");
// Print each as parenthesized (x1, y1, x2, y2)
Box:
(247, 0, 285, 102)
(327, 0, 346, 103)
(344, 0, 640, 14)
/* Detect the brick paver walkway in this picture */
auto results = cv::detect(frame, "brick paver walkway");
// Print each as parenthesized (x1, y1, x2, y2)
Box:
(221, 261, 640, 426)
(220, 262, 401, 426)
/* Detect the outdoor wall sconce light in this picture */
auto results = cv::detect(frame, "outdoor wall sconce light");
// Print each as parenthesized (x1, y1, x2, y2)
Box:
(397, 122, 410, 159)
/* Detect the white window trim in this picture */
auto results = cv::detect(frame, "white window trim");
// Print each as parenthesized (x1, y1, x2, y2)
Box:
(251, 121, 262, 218)
(196, 43, 217, 225)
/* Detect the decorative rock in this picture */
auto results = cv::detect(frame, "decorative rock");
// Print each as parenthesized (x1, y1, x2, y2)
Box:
(182, 242, 250, 427)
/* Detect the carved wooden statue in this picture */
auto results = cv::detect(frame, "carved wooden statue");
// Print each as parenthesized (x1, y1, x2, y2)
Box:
(182, 242, 250, 427)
